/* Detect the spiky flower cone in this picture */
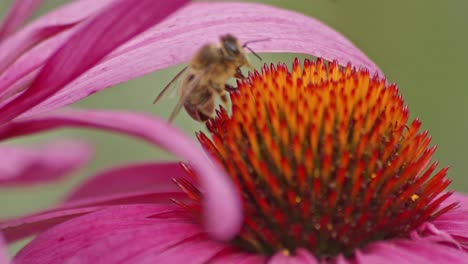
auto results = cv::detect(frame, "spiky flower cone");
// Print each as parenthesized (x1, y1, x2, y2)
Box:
(177, 58, 457, 258)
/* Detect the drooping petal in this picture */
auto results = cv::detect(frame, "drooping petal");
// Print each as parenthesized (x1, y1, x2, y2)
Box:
(1, 206, 102, 244)
(0, 0, 189, 124)
(1, 190, 188, 243)
(0, 2, 382, 119)
(13, 205, 232, 264)
(0, 234, 8, 264)
(0, 140, 92, 185)
(355, 239, 468, 264)
(0, 0, 43, 41)
(0, 109, 242, 240)
(65, 162, 185, 202)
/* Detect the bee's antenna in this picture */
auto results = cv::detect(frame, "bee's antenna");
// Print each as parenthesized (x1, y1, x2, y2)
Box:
(242, 38, 270, 61)
(242, 38, 270, 47)
(245, 46, 263, 61)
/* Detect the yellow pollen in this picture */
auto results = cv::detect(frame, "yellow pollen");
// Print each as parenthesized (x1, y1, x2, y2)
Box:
(411, 194, 420, 201)
(281, 249, 290, 256)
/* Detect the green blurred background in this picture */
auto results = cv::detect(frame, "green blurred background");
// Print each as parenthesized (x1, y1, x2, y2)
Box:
(1, 0, 467, 250)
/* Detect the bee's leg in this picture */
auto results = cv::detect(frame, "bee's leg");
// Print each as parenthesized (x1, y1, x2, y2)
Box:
(225, 84, 237, 92)
(234, 68, 246, 79)
(198, 99, 215, 122)
(209, 80, 223, 93)
(220, 92, 229, 106)
(208, 81, 230, 107)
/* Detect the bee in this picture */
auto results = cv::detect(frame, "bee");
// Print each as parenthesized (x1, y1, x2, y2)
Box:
(153, 34, 266, 122)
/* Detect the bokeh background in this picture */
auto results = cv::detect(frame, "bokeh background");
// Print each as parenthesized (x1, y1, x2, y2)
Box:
(1, 0, 467, 251)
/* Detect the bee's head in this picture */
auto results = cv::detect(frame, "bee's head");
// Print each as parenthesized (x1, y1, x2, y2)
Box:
(221, 34, 241, 56)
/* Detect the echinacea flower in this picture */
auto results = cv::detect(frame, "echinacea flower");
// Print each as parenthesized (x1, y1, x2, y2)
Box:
(0, 1, 467, 264)
(2, 59, 468, 263)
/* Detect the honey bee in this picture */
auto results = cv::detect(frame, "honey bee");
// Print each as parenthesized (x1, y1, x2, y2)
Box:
(153, 34, 266, 122)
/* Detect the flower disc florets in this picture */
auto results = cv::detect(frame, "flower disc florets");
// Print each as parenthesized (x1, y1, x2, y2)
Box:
(177, 58, 456, 258)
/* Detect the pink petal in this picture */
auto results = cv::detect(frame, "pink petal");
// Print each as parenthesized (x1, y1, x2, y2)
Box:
(0, 109, 242, 240)
(355, 239, 468, 264)
(433, 209, 468, 245)
(131, 236, 228, 264)
(13, 204, 223, 263)
(0, 0, 114, 97)
(2, 162, 191, 243)
(294, 249, 320, 264)
(0, 0, 189, 124)
(1, 2, 382, 120)
(0, 0, 113, 58)
(0, 0, 42, 41)
(413, 222, 465, 250)
(269, 250, 318, 264)
(0, 234, 8, 264)
(209, 251, 266, 264)
(1, 206, 102, 244)
(0, 140, 92, 185)
(0, 22, 79, 82)
(1, 191, 187, 243)
(334, 255, 352, 264)
(443, 192, 468, 210)
(65, 162, 185, 202)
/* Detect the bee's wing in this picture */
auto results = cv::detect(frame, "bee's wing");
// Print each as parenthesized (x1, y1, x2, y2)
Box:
(153, 66, 188, 104)
(168, 70, 204, 122)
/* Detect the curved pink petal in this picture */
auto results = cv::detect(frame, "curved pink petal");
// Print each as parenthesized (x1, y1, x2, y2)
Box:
(0, 0, 189, 124)
(0, 140, 92, 185)
(0, 234, 8, 264)
(0, 0, 112, 55)
(355, 239, 468, 264)
(0, 2, 382, 120)
(65, 162, 185, 202)
(0, 108, 242, 240)
(0, 0, 113, 57)
(1, 190, 187, 243)
(13, 204, 228, 263)
(0, 22, 79, 81)
(0, 0, 43, 41)
(0, 0, 114, 97)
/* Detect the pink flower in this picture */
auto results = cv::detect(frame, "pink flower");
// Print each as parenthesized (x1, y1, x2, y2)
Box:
(0, 1, 467, 263)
